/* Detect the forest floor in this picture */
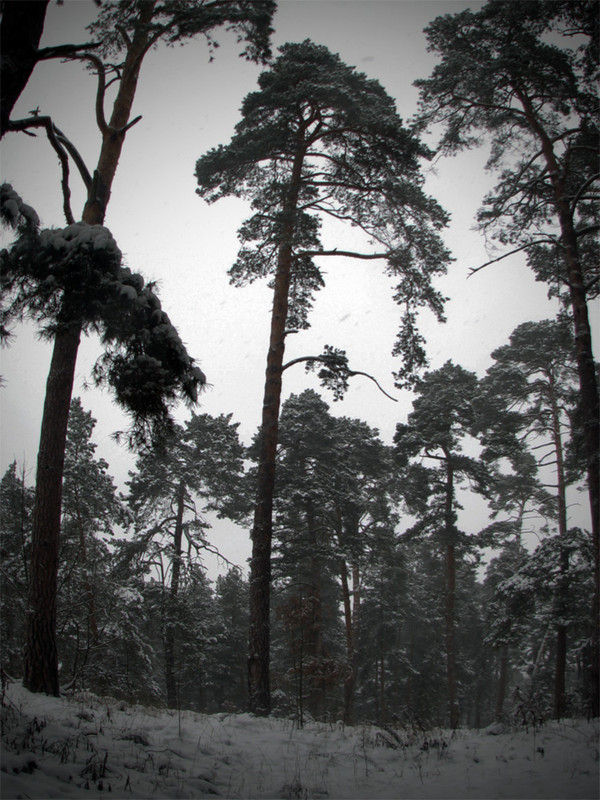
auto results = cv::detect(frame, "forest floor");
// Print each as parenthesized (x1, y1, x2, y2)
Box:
(1, 682, 598, 799)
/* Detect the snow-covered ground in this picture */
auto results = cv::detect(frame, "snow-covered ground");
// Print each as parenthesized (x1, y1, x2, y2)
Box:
(1, 682, 598, 799)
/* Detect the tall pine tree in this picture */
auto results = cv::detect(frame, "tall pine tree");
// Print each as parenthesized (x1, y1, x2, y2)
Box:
(196, 40, 450, 714)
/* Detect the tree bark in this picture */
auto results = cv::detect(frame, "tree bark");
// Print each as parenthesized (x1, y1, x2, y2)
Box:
(247, 142, 305, 715)
(24, 325, 81, 694)
(24, 2, 157, 694)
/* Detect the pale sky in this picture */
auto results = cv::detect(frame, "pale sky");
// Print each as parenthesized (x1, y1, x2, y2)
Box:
(1, 0, 592, 574)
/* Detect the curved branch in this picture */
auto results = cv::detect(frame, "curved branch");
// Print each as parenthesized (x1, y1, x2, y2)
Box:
(62, 51, 108, 134)
(45, 123, 75, 224)
(282, 354, 397, 402)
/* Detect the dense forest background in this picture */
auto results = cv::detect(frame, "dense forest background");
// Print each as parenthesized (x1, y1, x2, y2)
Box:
(0, 0, 598, 732)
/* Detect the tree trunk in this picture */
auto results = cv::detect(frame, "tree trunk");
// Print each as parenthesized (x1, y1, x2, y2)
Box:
(445, 540, 459, 729)
(0, 0, 49, 138)
(24, 325, 81, 694)
(443, 452, 459, 729)
(516, 86, 600, 715)
(165, 481, 185, 709)
(549, 374, 569, 719)
(73, 487, 100, 648)
(340, 557, 355, 724)
(23, 4, 156, 694)
(306, 502, 326, 720)
(247, 143, 305, 716)
(496, 644, 510, 721)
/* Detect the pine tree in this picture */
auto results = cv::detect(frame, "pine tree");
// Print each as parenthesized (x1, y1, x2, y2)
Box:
(395, 361, 488, 728)
(479, 319, 588, 717)
(124, 412, 245, 708)
(57, 398, 124, 690)
(415, 3, 599, 710)
(0, 462, 34, 677)
(1, 0, 274, 696)
(207, 569, 249, 712)
(196, 40, 450, 714)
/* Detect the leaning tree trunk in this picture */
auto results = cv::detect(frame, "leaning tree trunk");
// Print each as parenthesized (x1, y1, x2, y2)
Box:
(247, 144, 305, 716)
(23, 5, 156, 694)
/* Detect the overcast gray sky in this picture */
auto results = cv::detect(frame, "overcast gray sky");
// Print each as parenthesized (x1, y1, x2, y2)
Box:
(1, 0, 591, 573)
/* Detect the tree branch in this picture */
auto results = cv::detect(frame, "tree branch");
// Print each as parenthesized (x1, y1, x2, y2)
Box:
(571, 173, 600, 214)
(7, 116, 93, 190)
(36, 41, 101, 60)
(62, 52, 109, 134)
(282, 354, 397, 402)
(298, 248, 390, 261)
(468, 238, 559, 276)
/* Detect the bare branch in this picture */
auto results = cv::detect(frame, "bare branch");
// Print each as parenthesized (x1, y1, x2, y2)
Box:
(62, 52, 109, 134)
(468, 238, 558, 276)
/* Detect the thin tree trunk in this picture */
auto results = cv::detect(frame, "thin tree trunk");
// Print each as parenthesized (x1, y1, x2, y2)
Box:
(247, 142, 305, 715)
(496, 643, 510, 721)
(307, 502, 325, 720)
(443, 452, 459, 729)
(24, 325, 81, 694)
(379, 655, 387, 724)
(23, 4, 156, 694)
(165, 481, 185, 709)
(445, 540, 459, 729)
(340, 557, 355, 724)
(549, 374, 569, 719)
(73, 489, 99, 647)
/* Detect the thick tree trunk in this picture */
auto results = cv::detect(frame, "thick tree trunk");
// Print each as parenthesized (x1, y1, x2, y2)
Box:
(516, 88, 600, 715)
(0, 0, 49, 138)
(165, 481, 185, 709)
(23, 4, 157, 695)
(247, 144, 305, 716)
(24, 325, 81, 694)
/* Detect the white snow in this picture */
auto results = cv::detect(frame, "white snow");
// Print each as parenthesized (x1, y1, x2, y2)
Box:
(1, 682, 598, 799)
